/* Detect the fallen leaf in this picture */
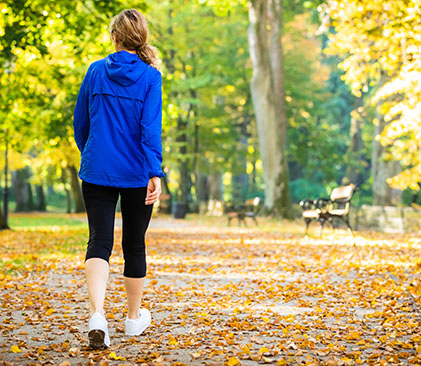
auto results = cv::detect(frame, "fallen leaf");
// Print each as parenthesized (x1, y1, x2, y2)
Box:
(10, 345, 21, 353)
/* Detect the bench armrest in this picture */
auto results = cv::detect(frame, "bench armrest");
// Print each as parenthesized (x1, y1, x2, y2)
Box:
(299, 199, 316, 210)
(314, 198, 331, 211)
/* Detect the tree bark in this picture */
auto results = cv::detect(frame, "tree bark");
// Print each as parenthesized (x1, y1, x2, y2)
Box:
(35, 184, 47, 211)
(176, 116, 190, 205)
(344, 94, 365, 186)
(13, 167, 34, 212)
(61, 169, 72, 214)
(68, 165, 85, 213)
(196, 173, 209, 203)
(209, 172, 223, 201)
(248, 0, 291, 217)
(372, 112, 401, 206)
(232, 135, 249, 202)
(0, 207, 9, 230)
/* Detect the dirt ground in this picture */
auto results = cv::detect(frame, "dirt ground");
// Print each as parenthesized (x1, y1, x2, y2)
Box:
(0, 215, 420, 365)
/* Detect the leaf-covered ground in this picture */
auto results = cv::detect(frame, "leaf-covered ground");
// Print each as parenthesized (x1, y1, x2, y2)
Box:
(0, 213, 420, 365)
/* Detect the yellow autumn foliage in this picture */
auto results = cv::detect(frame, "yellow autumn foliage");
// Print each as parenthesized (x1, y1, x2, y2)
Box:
(323, 0, 421, 190)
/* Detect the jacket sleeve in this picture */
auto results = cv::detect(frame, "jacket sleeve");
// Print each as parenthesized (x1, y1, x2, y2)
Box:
(73, 66, 91, 153)
(140, 71, 165, 179)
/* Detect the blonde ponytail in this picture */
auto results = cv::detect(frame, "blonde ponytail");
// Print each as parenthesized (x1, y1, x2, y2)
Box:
(109, 9, 161, 71)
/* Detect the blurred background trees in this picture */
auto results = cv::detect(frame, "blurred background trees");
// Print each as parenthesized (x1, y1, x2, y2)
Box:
(0, 0, 419, 222)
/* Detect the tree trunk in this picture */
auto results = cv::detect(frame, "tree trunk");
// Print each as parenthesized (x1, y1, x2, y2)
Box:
(232, 136, 249, 202)
(61, 169, 72, 214)
(68, 165, 85, 213)
(177, 116, 190, 206)
(0, 207, 9, 230)
(209, 172, 223, 201)
(248, 0, 291, 217)
(344, 94, 365, 186)
(372, 112, 401, 206)
(196, 173, 209, 203)
(27, 181, 35, 210)
(13, 167, 34, 212)
(35, 184, 47, 211)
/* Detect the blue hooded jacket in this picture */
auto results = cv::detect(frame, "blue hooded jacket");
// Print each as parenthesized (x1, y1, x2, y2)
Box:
(73, 50, 165, 188)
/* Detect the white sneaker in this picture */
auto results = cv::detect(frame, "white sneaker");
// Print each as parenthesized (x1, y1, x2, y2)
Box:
(88, 312, 110, 349)
(125, 308, 151, 336)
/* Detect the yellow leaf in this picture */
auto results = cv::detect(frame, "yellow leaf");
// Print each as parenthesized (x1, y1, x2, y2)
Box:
(347, 331, 360, 340)
(108, 352, 121, 360)
(262, 356, 273, 363)
(227, 356, 240, 366)
(259, 346, 269, 354)
(45, 308, 55, 315)
(190, 350, 202, 358)
(10, 345, 21, 353)
(277, 359, 288, 366)
(169, 336, 179, 345)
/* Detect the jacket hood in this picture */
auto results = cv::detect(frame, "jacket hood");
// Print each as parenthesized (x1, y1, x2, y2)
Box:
(105, 50, 148, 86)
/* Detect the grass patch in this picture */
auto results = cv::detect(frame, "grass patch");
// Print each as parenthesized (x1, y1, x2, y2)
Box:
(9, 215, 85, 229)
(0, 214, 89, 275)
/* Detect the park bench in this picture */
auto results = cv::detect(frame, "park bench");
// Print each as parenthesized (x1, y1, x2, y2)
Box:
(225, 197, 261, 226)
(299, 183, 356, 237)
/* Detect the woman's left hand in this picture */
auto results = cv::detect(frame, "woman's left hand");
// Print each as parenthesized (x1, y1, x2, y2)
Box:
(145, 177, 161, 205)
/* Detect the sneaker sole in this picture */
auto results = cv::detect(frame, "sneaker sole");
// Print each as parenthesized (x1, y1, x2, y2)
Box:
(88, 329, 108, 349)
(125, 318, 151, 336)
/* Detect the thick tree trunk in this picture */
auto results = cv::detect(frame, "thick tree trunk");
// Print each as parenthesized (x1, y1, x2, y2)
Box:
(209, 172, 223, 201)
(35, 184, 47, 211)
(344, 95, 365, 186)
(372, 112, 401, 206)
(68, 165, 85, 213)
(0, 208, 9, 230)
(248, 0, 291, 217)
(13, 167, 34, 212)
(195, 173, 209, 204)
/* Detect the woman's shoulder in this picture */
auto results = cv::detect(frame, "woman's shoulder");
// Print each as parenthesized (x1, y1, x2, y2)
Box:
(86, 58, 107, 74)
(147, 66, 162, 85)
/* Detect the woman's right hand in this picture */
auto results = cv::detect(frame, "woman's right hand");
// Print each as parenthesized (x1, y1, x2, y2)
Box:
(145, 177, 161, 205)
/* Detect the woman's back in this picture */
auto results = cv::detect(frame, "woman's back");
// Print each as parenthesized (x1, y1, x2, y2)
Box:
(73, 50, 164, 188)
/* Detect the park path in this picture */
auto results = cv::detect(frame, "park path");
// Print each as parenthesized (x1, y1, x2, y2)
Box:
(0, 216, 420, 365)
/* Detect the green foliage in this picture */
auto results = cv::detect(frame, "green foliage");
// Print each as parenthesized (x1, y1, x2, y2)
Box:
(290, 178, 327, 202)
(0, 0, 374, 209)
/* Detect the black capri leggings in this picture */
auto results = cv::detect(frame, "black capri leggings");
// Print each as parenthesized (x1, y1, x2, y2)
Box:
(81, 180, 154, 278)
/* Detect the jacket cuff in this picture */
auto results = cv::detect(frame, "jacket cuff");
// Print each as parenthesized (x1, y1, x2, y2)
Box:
(149, 170, 165, 179)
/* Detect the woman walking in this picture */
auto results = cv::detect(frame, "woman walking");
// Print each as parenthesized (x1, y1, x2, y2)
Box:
(73, 9, 164, 349)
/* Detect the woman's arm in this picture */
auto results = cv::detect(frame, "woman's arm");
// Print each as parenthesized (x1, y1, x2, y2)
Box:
(140, 70, 165, 180)
(73, 67, 92, 153)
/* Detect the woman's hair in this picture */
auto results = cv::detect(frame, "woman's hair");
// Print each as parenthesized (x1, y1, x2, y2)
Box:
(109, 9, 160, 70)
